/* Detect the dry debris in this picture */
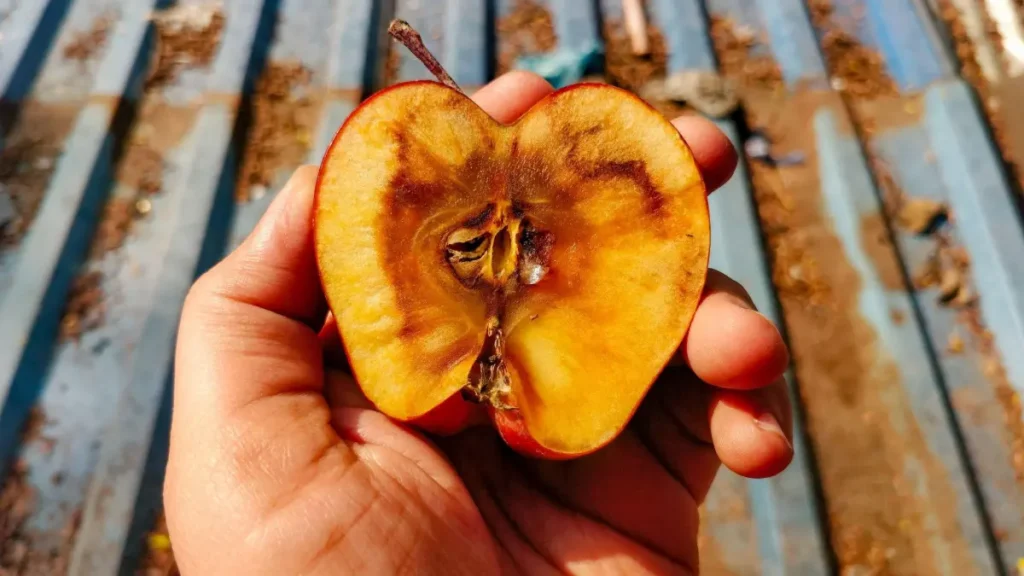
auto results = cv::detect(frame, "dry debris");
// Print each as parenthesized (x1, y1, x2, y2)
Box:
(146, 2, 226, 88)
(897, 197, 948, 235)
(236, 62, 316, 202)
(60, 270, 106, 341)
(63, 12, 115, 62)
(0, 104, 80, 248)
(709, 16, 784, 92)
(806, 0, 897, 99)
(497, 0, 557, 75)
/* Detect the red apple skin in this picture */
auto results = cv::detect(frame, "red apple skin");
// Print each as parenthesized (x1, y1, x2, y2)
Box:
(491, 408, 579, 460)
(407, 392, 485, 436)
(314, 79, 709, 459)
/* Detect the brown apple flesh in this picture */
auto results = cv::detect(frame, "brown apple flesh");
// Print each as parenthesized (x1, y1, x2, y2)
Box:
(314, 80, 710, 458)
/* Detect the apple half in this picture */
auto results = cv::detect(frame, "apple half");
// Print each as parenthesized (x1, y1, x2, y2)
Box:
(315, 68, 709, 458)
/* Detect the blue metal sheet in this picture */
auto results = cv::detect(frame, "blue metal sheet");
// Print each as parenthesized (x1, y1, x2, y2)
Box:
(0, 0, 72, 102)
(230, 0, 342, 248)
(0, 0, 201, 560)
(0, 0, 160, 477)
(814, 1, 1024, 568)
(815, 108, 997, 572)
(755, 0, 830, 86)
(923, 79, 1024, 566)
(443, 0, 489, 87)
(649, 0, 716, 72)
(394, 0, 486, 88)
(709, 124, 831, 576)
(66, 1, 278, 572)
(549, 0, 599, 52)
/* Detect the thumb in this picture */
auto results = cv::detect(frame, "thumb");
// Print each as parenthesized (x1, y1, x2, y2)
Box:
(172, 164, 328, 451)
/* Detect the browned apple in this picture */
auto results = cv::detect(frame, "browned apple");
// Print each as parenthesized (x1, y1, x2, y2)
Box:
(314, 21, 710, 458)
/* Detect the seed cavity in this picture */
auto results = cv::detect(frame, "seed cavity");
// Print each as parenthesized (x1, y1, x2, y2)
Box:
(443, 209, 555, 410)
(463, 318, 514, 409)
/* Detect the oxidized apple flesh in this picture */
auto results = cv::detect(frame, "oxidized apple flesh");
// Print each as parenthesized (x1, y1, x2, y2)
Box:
(315, 81, 710, 456)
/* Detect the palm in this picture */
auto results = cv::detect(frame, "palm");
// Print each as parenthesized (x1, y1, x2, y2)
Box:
(166, 72, 792, 576)
(192, 362, 709, 575)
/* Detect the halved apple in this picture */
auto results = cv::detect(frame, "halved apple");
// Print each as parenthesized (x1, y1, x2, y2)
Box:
(314, 23, 709, 458)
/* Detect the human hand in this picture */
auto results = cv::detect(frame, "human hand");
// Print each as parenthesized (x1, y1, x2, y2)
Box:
(165, 71, 793, 575)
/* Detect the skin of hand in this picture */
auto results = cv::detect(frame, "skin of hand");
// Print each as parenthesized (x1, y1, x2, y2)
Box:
(165, 71, 794, 576)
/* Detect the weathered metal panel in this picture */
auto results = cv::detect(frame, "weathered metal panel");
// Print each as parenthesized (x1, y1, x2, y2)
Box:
(67, 1, 278, 572)
(815, 1, 1024, 568)
(0, 0, 161, 480)
(0, 0, 72, 102)
(815, 108, 997, 572)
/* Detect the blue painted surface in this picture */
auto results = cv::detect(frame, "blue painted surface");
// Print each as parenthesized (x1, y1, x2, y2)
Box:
(709, 122, 830, 576)
(925, 80, 1024, 567)
(755, 0, 829, 86)
(66, 1, 279, 572)
(0, 0, 161, 489)
(815, 109, 997, 573)
(0, 0, 72, 102)
(650, 0, 716, 72)
(812, 1, 1024, 568)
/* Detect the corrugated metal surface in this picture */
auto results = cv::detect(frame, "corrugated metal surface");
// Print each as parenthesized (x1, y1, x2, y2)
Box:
(0, 0, 1021, 573)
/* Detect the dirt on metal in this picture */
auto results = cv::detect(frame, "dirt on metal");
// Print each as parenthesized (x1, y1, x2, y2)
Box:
(497, 0, 557, 76)
(146, 3, 226, 89)
(710, 13, 978, 574)
(935, 0, 1024, 200)
(62, 12, 116, 62)
(0, 410, 81, 576)
(816, 0, 1024, 489)
(0, 103, 82, 249)
(235, 62, 318, 202)
(602, 6, 692, 119)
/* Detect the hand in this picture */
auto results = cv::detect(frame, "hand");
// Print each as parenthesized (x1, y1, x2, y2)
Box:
(165, 71, 793, 575)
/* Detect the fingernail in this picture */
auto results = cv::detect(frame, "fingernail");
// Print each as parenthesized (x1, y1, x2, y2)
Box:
(754, 412, 793, 451)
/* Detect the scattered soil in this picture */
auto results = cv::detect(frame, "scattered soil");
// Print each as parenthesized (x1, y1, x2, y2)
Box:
(62, 12, 115, 62)
(60, 270, 106, 341)
(935, 1, 1024, 197)
(137, 512, 177, 576)
(0, 411, 80, 575)
(235, 62, 318, 202)
(146, 3, 226, 89)
(601, 8, 690, 119)
(859, 212, 906, 290)
(709, 16, 784, 93)
(57, 95, 197, 342)
(814, 0, 1024, 488)
(710, 15, 976, 573)
(0, 460, 35, 574)
(747, 96, 973, 575)
(0, 103, 82, 249)
(602, 16, 668, 93)
(806, 0, 897, 99)
(497, 0, 557, 76)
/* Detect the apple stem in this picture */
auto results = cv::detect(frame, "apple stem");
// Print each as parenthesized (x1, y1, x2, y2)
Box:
(388, 19, 462, 92)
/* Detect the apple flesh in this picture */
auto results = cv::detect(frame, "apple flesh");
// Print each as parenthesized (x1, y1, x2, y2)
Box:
(315, 80, 710, 458)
